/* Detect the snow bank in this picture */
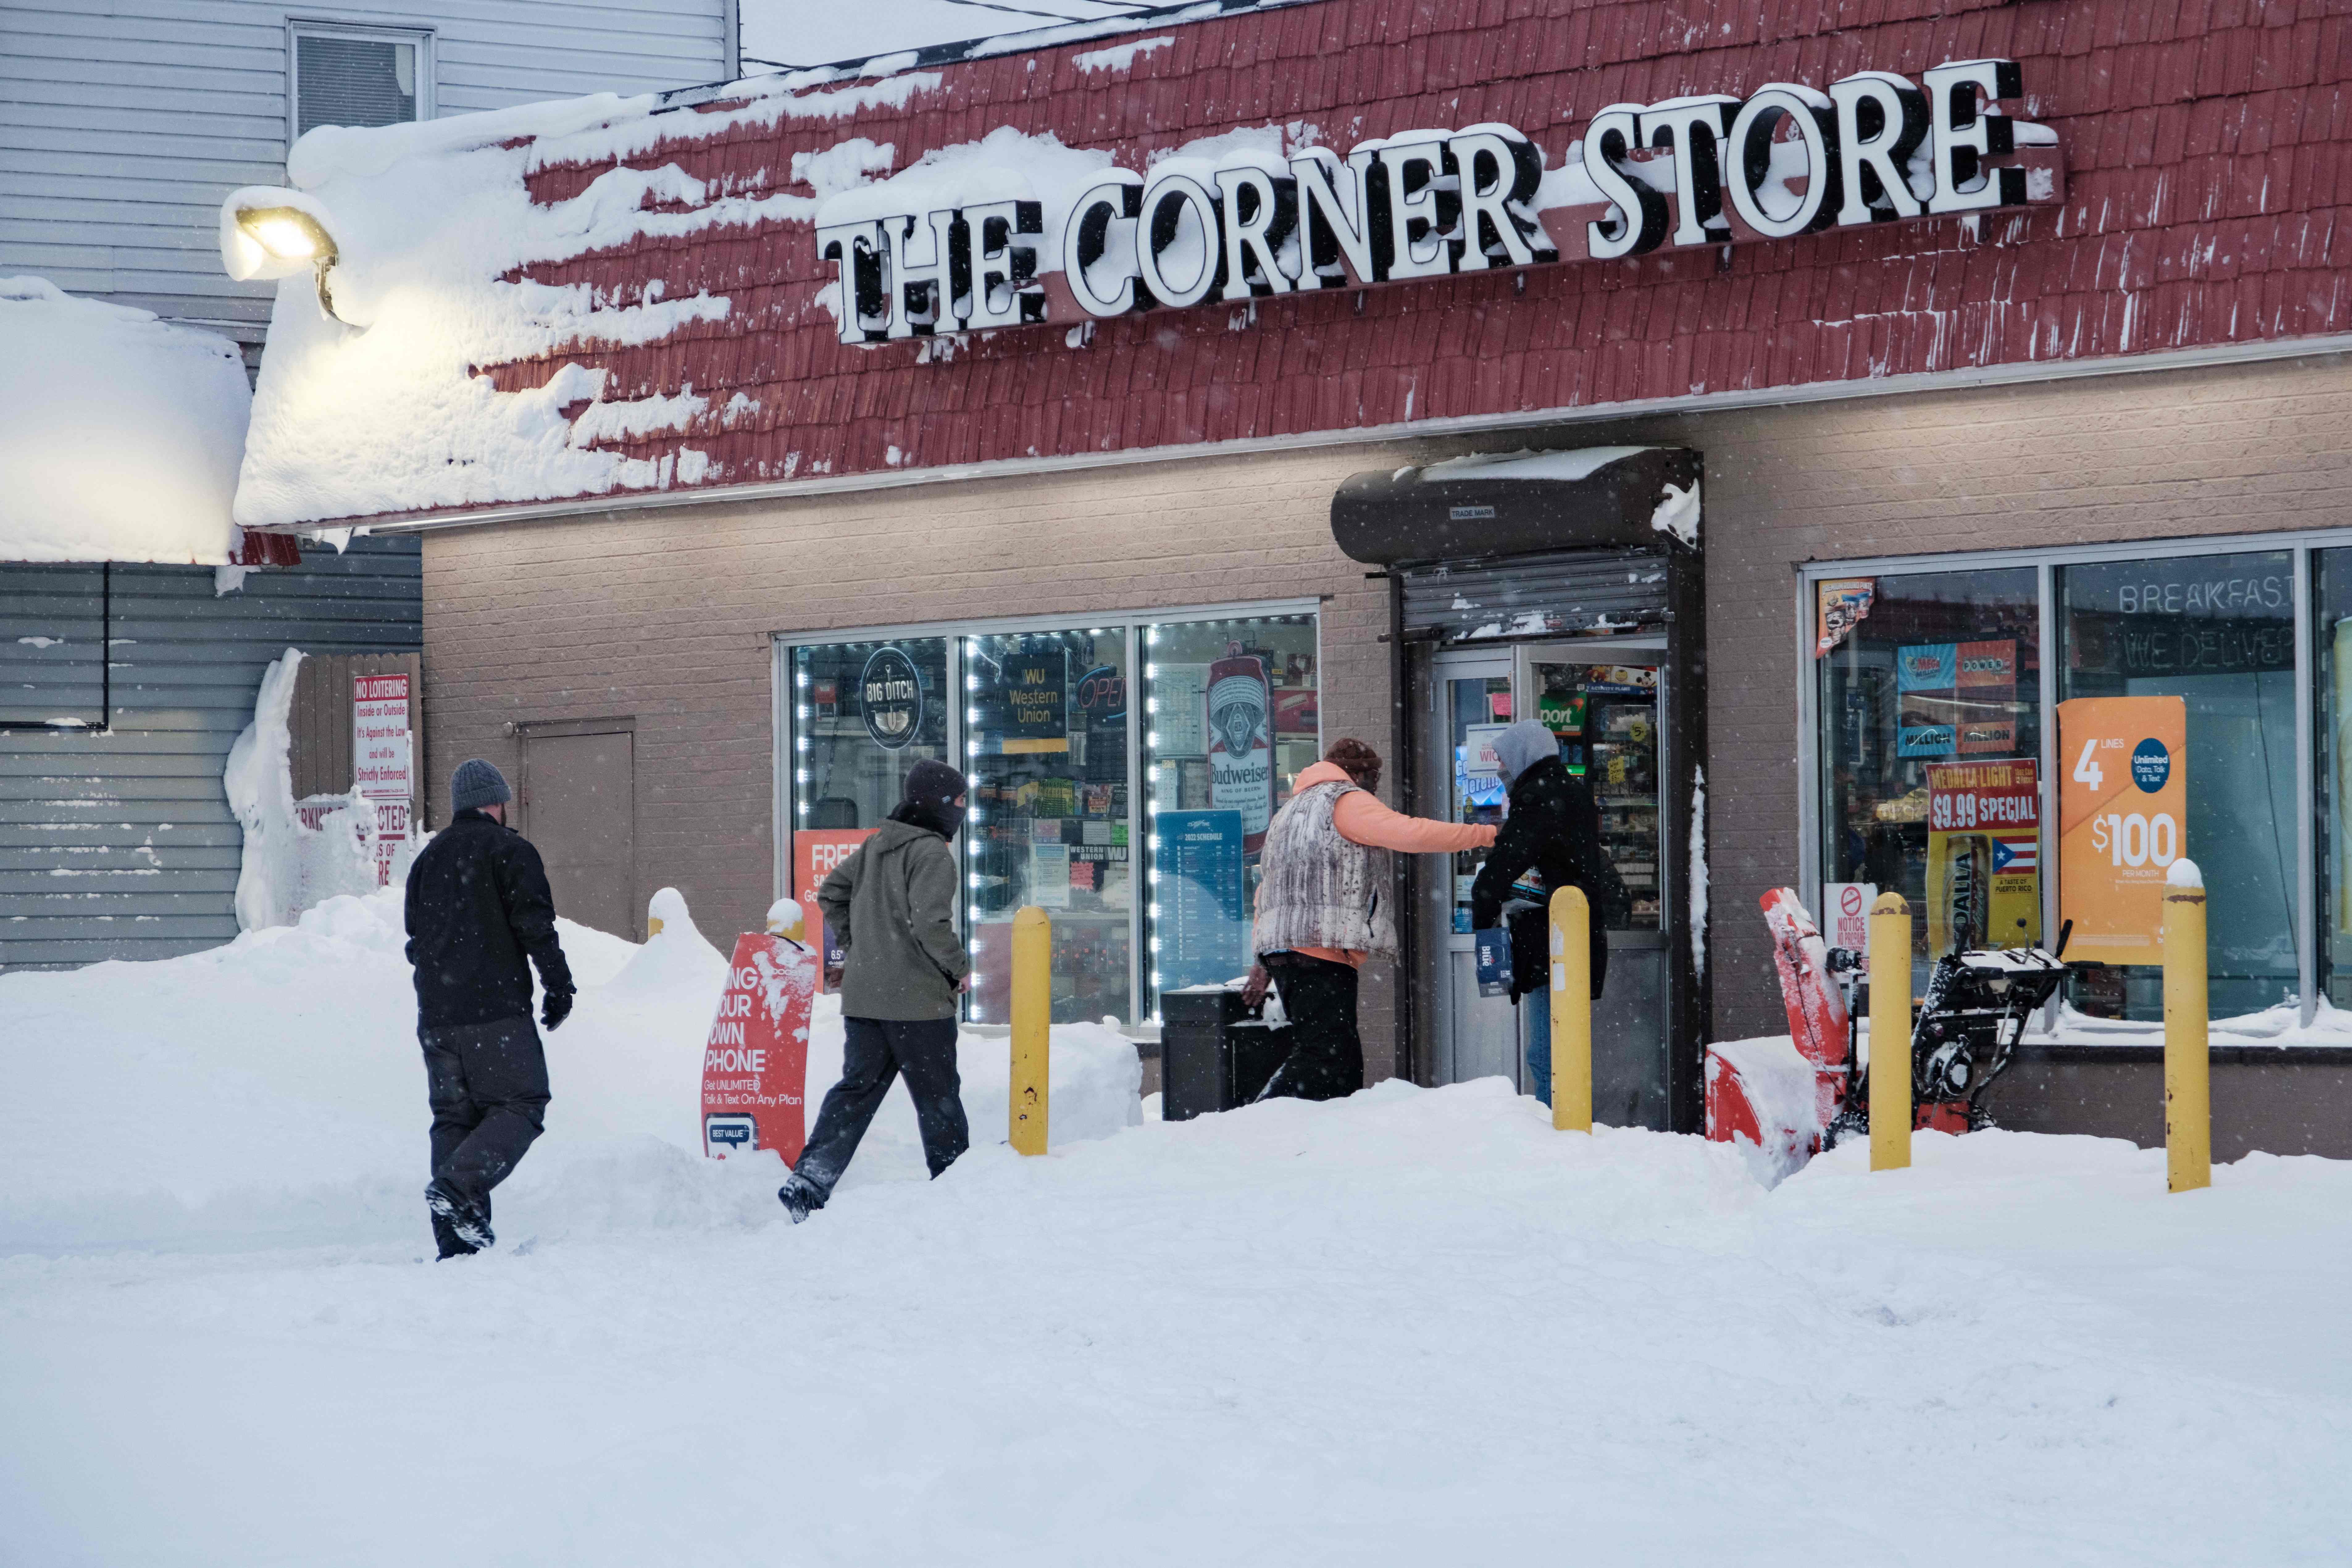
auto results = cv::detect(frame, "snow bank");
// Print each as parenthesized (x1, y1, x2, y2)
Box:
(224, 649, 392, 929)
(0, 887, 1140, 1255)
(0, 276, 246, 564)
(1705, 1034, 1821, 1186)
(742, 0, 1146, 73)
(8, 1073, 2352, 1566)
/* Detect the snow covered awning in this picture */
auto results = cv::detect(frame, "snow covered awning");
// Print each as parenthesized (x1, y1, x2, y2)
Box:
(0, 277, 250, 566)
(1329, 446, 1702, 568)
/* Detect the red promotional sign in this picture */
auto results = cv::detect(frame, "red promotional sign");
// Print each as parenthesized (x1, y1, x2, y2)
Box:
(792, 828, 871, 985)
(701, 931, 818, 1165)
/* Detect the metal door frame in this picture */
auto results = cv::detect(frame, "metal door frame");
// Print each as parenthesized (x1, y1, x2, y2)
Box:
(1424, 645, 1513, 1087)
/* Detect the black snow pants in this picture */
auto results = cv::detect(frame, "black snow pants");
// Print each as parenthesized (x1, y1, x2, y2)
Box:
(1258, 951, 1364, 1103)
(422, 1015, 549, 1250)
(792, 1016, 968, 1207)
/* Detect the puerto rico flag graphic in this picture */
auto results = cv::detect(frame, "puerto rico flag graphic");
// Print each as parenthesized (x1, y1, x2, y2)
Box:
(1992, 833, 2039, 873)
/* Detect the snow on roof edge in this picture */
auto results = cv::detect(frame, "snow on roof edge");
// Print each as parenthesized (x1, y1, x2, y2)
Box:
(685, 0, 1324, 111)
(1, 275, 248, 566)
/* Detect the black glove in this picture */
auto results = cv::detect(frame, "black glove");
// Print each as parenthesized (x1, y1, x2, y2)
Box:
(541, 988, 574, 1032)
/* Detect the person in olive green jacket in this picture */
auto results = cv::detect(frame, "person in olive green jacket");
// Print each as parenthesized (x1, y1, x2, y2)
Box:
(780, 759, 972, 1221)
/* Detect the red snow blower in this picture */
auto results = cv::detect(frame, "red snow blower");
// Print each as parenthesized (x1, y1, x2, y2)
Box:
(1708, 890, 2070, 1163)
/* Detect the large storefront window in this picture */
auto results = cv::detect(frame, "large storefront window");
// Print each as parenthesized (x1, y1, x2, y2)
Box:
(1140, 613, 1319, 1016)
(787, 609, 1317, 1029)
(2321, 551, 2352, 1008)
(965, 628, 1132, 1025)
(1815, 570, 2043, 988)
(1811, 545, 2322, 1030)
(788, 638, 953, 976)
(2060, 553, 2296, 1019)
(791, 637, 951, 829)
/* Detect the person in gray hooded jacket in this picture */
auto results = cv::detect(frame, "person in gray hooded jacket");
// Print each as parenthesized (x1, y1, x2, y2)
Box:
(1470, 720, 1627, 1104)
(779, 758, 973, 1221)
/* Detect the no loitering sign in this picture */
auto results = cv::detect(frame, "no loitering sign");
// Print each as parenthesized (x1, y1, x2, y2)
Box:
(353, 673, 413, 888)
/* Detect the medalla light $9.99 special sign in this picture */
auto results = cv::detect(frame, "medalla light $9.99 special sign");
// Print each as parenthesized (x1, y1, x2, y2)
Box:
(814, 59, 2060, 345)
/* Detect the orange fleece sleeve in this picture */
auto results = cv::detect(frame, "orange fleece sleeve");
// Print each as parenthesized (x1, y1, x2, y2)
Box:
(1331, 790, 1496, 853)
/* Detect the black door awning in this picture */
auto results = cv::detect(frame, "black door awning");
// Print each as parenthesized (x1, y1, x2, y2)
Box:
(1331, 445, 1701, 567)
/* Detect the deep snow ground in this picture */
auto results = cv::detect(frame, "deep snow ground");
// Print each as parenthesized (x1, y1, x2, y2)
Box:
(3, 898, 2349, 1565)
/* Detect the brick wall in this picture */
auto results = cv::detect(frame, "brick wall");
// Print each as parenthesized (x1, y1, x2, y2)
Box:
(422, 347, 2352, 1059)
(422, 438, 1417, 1066)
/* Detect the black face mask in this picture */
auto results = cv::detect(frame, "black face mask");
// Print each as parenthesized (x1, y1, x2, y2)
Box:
(892, 796, 967, 842)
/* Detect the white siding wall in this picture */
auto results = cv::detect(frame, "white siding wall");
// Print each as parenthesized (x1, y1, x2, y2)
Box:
(1, 0, 736, 347)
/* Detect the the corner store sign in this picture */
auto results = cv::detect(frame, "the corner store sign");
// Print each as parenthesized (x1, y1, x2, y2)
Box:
(816, 58, 2061, 344)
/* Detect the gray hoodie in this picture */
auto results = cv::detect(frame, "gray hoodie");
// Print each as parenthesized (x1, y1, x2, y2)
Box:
(1490, 719, 1560, 787)
(817, 818, 971, 1021)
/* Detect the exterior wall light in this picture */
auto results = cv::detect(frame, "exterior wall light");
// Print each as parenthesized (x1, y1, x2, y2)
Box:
(219, 187, 346, 321)
(243, 208, 335, 265)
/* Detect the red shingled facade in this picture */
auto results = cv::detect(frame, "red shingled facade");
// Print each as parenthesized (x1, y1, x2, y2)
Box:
(478, 0, 2351, 500)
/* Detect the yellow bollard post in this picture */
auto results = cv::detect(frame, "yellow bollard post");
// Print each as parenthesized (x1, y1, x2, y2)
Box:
(1009, 905, 1051, 1157)
(1869, 892, 1913, 1172)
(2163, 860, 2211, 1194)
(1549, 886, 1592, 1132)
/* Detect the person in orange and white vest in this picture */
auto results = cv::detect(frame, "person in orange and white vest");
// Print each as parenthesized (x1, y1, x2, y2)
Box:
(1243, 738, 1495, 1101)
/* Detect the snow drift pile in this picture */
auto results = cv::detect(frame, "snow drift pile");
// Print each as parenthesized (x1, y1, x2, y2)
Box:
(0, 886, 1141, 1254)
(0, 276, 248, 564)
(222, 650, 402, 930)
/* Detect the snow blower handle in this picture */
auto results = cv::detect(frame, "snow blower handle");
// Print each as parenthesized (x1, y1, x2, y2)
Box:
(2053, 918, 2074, 960)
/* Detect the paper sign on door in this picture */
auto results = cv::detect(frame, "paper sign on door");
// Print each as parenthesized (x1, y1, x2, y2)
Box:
(2057, 696, 2187, 965)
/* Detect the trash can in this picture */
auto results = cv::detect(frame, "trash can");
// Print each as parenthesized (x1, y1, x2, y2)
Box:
(1159, 986, 1290, 1121)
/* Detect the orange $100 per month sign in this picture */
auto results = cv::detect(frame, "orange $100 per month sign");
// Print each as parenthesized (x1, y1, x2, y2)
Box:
(2056, 696, 2188, 966)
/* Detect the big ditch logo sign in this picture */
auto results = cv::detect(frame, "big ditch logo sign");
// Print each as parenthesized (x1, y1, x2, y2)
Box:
(815, 59, 2060, 345)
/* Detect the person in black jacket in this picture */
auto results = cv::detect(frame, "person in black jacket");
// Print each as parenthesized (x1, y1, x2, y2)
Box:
(404, 758, 574, 1258)
(1469, 721, 1627, 1105)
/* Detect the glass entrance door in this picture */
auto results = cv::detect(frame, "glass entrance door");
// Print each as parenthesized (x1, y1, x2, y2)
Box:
(1424, 639, 1673, 1123)
(1516, 643, 1671, 1129)
(1428, 650, 1519, 1086)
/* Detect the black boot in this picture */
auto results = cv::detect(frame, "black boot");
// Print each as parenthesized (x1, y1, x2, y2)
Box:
(777, 1172, 824, 1224)
(430, 1209, 479, 1260)
(426, 1179, 495, 1252)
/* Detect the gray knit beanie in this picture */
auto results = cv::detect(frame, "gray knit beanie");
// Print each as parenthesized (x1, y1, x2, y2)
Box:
(451, 758, 512, 813)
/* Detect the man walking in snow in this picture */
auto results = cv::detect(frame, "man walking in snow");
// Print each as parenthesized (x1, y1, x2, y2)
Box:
(404, 758, 574, 1259)
(778, 759, 972, 1222)
(1246, 738, 1496, 1101)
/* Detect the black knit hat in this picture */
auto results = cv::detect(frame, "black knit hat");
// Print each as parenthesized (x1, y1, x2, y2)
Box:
(902, 758, 967, 807)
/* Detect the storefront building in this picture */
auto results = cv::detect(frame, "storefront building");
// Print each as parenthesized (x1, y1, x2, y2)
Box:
(230, 0, 2352, 1149)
